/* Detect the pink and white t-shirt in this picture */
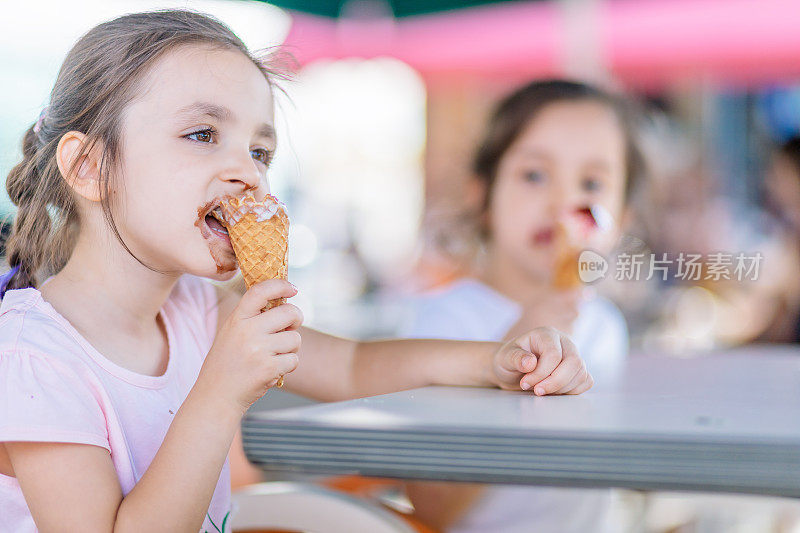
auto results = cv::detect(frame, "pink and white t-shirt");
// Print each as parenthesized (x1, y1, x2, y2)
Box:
(0, 275, 231, 533)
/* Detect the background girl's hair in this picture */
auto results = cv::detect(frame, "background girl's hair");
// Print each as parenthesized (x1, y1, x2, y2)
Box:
(473, 79, 646, 211)
(1, 9, 289, 298)
(777, 135, 800, 174)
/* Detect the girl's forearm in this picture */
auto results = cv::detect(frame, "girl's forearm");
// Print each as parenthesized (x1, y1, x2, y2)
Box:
(348, 339, 499, 399)
(113, 383, 241, 533)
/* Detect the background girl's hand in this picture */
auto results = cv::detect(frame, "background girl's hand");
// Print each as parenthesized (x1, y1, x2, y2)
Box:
(196, 279, 303, 415)
(492, 327, 592, 395)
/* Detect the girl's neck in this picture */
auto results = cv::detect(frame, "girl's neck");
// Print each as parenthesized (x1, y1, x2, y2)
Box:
(41, 230, 180, 337)
(476, 245, 550, 304)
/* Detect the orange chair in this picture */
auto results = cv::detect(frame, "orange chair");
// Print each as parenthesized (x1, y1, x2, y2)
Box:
(322, 475, 437, 533)
(230, 478, 437, 533)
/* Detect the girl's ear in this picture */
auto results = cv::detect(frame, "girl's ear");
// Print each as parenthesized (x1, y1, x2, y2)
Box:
(56, 131, 102, 202)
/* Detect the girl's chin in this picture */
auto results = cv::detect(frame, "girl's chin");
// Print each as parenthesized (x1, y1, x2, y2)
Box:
(516, 258, 556, 281)
(206, 267, 239, 281)
(184, 257, 239, 281)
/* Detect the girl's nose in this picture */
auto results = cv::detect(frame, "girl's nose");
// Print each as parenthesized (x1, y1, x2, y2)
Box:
(218, 156, 263, 194)
(554, 181, 585, 215)
(551, 194, 584, 222)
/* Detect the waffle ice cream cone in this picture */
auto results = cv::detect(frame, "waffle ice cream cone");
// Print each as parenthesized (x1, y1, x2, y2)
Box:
(552, 222, 583, 289)
(215, 194, 290, 310)
(551, 205, 614, 289)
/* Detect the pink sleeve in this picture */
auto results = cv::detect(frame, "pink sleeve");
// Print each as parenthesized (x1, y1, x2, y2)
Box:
(0, 349, 110, 451)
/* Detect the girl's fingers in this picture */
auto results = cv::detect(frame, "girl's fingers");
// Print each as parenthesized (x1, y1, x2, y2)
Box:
(253, 303, 304, 333)
(267, 330, 302, 355)
(530, 335, 582, 394)
(563, 373, 594, 395)
(235, 280, 297, 319)
(518, 328, 563, 392)
(499, 348, 537, 376)
(265, 353, 299, 384)
(532, 356, 583, 396)
(553, 365, 589, 395)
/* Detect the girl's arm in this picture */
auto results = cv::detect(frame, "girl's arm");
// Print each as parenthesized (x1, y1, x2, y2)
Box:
(289, 330, 498, 401)
(215, 287, 592, 403)
(5, 386, 241, 533)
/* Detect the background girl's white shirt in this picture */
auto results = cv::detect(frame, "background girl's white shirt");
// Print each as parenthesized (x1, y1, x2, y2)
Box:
(399, 277, 629, 533)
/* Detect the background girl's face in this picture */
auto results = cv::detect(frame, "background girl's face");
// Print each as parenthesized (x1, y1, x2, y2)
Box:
(111, 45, 275, 280)
(485, 100, 627, 282)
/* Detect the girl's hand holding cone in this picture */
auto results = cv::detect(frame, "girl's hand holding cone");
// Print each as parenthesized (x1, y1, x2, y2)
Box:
(196, 279, 303, 415)
(213, 193, 294, 387)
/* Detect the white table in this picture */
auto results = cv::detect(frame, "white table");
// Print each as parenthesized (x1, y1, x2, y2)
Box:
(242, 347, 800, 497)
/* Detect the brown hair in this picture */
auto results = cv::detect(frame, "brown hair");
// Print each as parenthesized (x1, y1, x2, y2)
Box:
(474, 79, 645, 212)
(777, 135, 800, 175)
(2, 9, 285, 296)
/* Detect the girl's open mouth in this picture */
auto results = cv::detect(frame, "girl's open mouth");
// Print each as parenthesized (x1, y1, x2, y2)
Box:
(196, 201, 232, 250)
(205, 210, 230, 243)
(532, 228, 556, 245)
(196, 200, 238, 274)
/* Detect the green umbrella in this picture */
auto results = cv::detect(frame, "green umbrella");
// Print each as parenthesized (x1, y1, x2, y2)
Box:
(263, 0, 528, 19)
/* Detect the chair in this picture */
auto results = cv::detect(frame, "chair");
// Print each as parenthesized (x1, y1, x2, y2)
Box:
(231, 481, 418, 533)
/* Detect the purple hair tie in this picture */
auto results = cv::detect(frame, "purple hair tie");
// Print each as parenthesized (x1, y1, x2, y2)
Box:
(0, 265, 20, 298)
(33, 106, 48, 134)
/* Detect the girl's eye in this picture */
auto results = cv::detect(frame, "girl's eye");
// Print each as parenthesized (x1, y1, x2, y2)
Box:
(251, 148, 272, 166)
(185, 128, 216, 143)
(523, 170, 545, 183)
(583, 178, 604, 192)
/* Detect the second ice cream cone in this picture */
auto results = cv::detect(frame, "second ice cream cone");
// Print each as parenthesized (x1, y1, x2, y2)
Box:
(552, 222, 582, 289)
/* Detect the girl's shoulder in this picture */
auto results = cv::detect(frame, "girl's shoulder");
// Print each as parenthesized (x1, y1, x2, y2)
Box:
(0, 288, 110, 447)
(0, 274, 218, 365)
(0, 286, 86, 360)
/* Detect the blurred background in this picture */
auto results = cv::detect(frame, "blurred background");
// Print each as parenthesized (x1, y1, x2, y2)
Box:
(3, 0, 800, 531)
(6, 0, 800, 348)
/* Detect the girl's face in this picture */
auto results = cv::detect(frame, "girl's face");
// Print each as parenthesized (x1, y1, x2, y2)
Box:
(112, 45, 275, 280)
(485, 100, 627, 282)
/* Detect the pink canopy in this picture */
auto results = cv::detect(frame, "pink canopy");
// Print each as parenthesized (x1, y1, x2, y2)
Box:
(282, 0, 800, 86)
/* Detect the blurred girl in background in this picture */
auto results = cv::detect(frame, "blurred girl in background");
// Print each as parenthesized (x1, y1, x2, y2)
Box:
(401, 79, 645, 533)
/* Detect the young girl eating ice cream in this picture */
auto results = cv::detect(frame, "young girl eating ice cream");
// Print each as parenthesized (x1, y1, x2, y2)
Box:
(0, 11, 592, 532)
